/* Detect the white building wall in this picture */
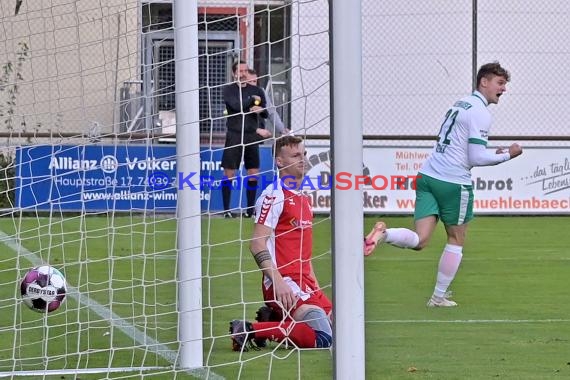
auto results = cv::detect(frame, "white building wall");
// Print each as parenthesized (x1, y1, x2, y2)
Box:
(0, 0, 139, 136)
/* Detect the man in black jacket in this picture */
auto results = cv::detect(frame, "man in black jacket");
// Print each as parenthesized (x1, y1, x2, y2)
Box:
(221, 61, 271, 218)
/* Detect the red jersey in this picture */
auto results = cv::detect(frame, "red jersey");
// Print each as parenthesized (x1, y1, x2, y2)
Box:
(254, 182, 313, 284)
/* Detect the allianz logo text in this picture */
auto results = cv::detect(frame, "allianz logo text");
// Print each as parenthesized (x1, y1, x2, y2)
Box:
(148, 171, 420, 191)
(48, 156, 177, 174)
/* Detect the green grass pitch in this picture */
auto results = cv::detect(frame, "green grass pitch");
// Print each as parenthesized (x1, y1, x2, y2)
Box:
(0, 215, 569, 379)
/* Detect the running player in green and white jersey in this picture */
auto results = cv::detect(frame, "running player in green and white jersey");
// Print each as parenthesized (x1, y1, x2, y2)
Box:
(364, 62, 523, 307)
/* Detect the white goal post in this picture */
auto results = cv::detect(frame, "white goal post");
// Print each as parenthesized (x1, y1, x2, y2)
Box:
(174, 0, 203, 370)
(329, 1, 365, 379)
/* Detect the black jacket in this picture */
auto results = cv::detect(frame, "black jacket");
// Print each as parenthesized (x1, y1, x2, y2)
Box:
(223, 83, 269, 135)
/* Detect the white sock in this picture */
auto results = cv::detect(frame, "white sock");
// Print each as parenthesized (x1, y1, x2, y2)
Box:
(385, 228, 420, 249)
(433, 244, 463, 298)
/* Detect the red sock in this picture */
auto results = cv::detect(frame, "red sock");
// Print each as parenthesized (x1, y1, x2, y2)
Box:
(252, 321, 316, 348)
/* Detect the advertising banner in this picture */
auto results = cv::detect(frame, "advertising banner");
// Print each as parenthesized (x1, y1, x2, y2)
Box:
(16, 144, 275, 212)
(16, 144, 569, 214)
(305, 146, 570, 214)
(16, 145, 178, 211)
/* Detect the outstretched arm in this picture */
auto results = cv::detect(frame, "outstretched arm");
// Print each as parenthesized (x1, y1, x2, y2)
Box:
(264, 89, 286, 134)
(467, 112, 522, 167)
(250, 223, 297, 310)
(468, 142, 522, 167)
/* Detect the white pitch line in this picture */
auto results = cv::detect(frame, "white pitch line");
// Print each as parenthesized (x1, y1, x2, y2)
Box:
(0, 230, 224, 380)
(196, 255, 570, 262)
(368, 319, 570, 324)
(371, 256, 570, 262)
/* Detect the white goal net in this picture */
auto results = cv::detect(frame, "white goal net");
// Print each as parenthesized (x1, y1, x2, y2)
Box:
(0, 0, 334, 379)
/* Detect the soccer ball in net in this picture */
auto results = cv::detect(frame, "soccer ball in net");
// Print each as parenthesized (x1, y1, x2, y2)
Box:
(20, 265, 67, 313)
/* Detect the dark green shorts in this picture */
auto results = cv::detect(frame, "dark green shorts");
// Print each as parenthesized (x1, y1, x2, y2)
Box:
(414, 173, 474, 225)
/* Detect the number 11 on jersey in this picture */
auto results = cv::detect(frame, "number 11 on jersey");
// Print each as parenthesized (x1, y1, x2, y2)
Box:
(436, 109, 458, 153)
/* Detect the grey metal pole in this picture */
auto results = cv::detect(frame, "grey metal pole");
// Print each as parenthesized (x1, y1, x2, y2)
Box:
(173, 0, 202, 369)
(330, 0, 365, 379)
